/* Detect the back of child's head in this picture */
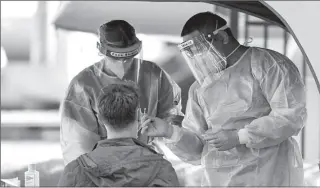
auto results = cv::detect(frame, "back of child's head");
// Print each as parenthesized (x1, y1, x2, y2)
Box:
(98, 82, 140, 130)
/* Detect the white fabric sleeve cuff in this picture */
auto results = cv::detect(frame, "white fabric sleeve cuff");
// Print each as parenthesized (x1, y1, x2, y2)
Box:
(165, 125, 182, 143)
(238, 128, 249, 144)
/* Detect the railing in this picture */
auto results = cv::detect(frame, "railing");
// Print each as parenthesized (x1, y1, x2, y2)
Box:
(1, 110, 60, 128)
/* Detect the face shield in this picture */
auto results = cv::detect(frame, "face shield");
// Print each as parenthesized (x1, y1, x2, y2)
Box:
(98, 38, 144, 80)
(178, 25, 229, 84)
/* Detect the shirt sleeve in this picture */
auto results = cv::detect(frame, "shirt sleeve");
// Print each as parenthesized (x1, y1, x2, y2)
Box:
(240, 50, 307, 149)
(156, 70, 184, 125)
(165, 83, 208, 165)
(60, 82, 101, 165)
(149, 160, 180, 186)
(57, 160, 80, 186)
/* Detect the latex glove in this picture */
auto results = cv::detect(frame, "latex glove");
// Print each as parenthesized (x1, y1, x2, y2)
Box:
(140, 116, 173, 138)
(203, 129, 240, 151)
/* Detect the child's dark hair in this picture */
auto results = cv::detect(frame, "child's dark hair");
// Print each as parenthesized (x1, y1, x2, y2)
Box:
(98, 82, 140, 130)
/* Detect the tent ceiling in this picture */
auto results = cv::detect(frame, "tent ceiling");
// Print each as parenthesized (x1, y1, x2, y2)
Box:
(53, 1, 287, 36)
(54, 1, 213, 35)
(210, 1, 285, 28)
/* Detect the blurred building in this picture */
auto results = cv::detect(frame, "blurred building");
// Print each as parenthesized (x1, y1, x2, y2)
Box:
(1, 1, 66, 110)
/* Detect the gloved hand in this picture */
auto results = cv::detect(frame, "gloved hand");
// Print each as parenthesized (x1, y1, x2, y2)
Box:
(203, 129, 240, 151)
(140, 116, 173, 138)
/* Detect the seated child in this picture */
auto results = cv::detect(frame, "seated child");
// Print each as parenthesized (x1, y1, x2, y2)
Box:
(58, 83, 180, 187)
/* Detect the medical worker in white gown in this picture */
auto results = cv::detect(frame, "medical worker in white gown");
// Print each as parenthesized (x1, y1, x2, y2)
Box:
(60, 20, 183, 165)
(141, 12, 307, 186)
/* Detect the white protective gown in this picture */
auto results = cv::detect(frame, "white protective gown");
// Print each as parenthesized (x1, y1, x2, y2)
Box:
(166, 47, 307, 186)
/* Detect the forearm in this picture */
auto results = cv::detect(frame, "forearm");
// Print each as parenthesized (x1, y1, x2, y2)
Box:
(165, 125, 204, 164)
(61, 139, 97, 165)
(157, 74, 184, 125)
(157, 96, 184, 125)
(60, 100, 100, 165)
(247, 52, 307, 149)
(238, 107, 306, 149)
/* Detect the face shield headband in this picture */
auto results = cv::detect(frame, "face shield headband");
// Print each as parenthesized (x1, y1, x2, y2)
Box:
(103, 40, 143, 60)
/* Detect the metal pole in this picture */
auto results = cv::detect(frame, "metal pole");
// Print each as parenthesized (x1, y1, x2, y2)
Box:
(301, 56, 306, 159)
(30, 1, 48, 65)
(263, 24, 268, 48)
(283, 31, 288, 56)
(244, 14, 249, 42)
(230, 10, 239, 40)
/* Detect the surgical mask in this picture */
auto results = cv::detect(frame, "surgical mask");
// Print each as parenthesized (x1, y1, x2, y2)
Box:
(98, 38, 144, 80)
(178, 25, 240, 84)
(105, 56, 135, 79)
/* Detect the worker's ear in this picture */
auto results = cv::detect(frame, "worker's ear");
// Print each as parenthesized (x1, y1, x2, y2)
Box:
(96, 42, 101, 50)
(136, 107, 140, 121)
(97, 114, 106, 125)
(211, 30, 229, 45)
(97, 42, 106, 55)
(217, 30, 229, 44)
